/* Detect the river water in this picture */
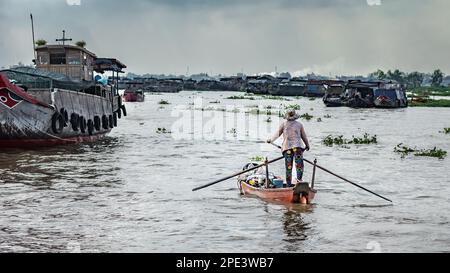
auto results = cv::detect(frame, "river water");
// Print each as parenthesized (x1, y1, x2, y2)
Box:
(0, 91, 449, 253)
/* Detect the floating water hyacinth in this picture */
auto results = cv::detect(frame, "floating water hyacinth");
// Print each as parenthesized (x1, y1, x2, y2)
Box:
(323, 133, 377, 147)
(226, 95, 256, 100)
(300, 113, 314, 121)
(250, 156, 265, 162)
(156, 127, 171, 134)
(394, 144, 447, 159)
(158, 100, 170, 105)
(284, 104, 301, 110)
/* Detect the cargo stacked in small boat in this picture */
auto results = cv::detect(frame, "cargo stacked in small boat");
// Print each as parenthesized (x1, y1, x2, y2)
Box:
(0, 41, 127, 147)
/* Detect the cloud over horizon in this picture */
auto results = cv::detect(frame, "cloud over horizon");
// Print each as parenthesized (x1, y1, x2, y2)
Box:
(1, 0, 449, 76)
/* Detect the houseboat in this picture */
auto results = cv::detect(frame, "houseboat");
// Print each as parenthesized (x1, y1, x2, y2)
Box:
(0, 39, 127, 148)
(323, 81, 346, 107)
(333, 80, 408, 109)
(304, 80, 327, 97)
(270, 78, 307, 96)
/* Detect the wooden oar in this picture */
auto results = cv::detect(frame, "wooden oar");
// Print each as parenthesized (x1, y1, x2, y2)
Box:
(192, 156, 284, 192)
(269, 143, 392, 203)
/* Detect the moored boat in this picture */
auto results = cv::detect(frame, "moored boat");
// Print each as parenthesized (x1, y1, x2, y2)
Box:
(373, 88, 408, 108)
(0, 34, 127, 148)
(123, 89, 145, 102)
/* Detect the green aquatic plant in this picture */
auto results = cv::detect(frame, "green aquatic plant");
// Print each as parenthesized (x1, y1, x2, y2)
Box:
(209, 100, 221, 104)
(300, 113, 314, 121)
(156, 127, 171, 134)
(158, 100, 170, 105)
(261, 95, 290, 101)
(441, 128, 450, 134)
(317, 118, 323, 122)
(227, 128, 237, 136)
(394, 144, 447, 159)
(394, 143, 416, 158)
(323, 135, 345, 147)
(324, 114, 332, 119)
(348, 133, 378, 145)
(250, 156, 265, 162)
(265, 117, 272, 123)
(226, 95, 256, 100)
(415, 147, 447, 159)
(284, 104, 301, 110)
(323, 133, 377, 147)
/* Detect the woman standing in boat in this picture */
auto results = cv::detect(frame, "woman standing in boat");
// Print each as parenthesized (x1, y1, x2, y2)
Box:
(267, 110, 310, 187)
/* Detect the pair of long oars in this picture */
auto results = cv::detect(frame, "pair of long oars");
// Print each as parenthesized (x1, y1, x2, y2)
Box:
(269, 143, 392, 203)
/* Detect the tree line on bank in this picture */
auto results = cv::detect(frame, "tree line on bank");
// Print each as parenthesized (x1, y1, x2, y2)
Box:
(368, 69, 445, 88)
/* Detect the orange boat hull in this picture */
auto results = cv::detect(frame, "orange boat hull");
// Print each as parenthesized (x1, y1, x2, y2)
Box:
(239, 181, 316, 204)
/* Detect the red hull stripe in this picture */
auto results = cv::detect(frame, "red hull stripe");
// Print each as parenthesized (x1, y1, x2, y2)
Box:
(0, 133, 108, 148)
(0, 73, 51, 108)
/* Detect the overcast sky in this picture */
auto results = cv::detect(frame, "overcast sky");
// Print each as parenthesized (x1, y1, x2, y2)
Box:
(1, 0, 449, 76)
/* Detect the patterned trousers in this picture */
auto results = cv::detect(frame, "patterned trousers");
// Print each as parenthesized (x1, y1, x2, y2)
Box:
(283, 147, 304, 186)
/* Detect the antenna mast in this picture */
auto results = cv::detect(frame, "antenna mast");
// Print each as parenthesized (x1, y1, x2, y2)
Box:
(30, 13, 36, 61)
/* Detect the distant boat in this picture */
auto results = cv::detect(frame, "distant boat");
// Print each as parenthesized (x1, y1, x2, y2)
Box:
(373, 88, 408, 108)
(323, 82, 346, 107)
(123, 89, 145, 102)
(323, 80, 408, 109)
(0, 38, 127, 148)
(270, 79, 306, 96)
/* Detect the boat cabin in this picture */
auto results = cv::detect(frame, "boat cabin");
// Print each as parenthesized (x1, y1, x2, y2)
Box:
(35, 44, 97, 82)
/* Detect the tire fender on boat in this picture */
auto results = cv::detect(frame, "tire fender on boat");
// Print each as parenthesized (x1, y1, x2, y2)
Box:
(87, 119, 94, 136)
(51, 112, 64, 134)
(121, 104, 127, 117)
(93, 116, 101, 131)
(70, 113, 80, 131)
(102, 115, 109, 130)
(60, 108, 69, 127)
(113, 112, 118, 127)
(108, 114, 114, 129)
(79, 116, 87, 134)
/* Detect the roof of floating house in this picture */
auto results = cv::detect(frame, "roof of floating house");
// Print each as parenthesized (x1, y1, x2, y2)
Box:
(94, 58, 127, 73)
(1, 67, 95, 90)
(36, 45, 97, 58)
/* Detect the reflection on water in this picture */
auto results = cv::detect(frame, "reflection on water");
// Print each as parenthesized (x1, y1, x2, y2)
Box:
(283, 210, 310, 243)
(1, 91, 450, 252)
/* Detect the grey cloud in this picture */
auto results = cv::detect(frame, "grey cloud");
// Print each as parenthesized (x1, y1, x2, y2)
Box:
(1, 0, 449, 76)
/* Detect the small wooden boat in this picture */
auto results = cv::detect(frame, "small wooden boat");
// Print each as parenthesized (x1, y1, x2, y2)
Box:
(239, 181, 316, 204)
(123, 89, 145, 102)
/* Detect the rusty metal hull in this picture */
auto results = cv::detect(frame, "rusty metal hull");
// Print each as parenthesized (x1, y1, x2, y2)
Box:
(0, 85, 118, 148)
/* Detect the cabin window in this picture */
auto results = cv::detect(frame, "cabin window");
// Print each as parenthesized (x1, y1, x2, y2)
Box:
(67, 51, 81, 65)
(37, 52, 49, 65)
(50, 53, 66, 65)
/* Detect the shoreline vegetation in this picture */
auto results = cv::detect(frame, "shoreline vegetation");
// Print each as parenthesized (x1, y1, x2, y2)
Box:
(409, 99, 450, 107)
(410, 86, 450, 97)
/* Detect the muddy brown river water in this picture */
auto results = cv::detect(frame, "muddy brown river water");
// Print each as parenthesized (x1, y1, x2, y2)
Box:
(0, 91, 449, 252)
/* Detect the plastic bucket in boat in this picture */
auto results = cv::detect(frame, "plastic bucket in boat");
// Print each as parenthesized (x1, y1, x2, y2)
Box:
(272, 179, 284, 188)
